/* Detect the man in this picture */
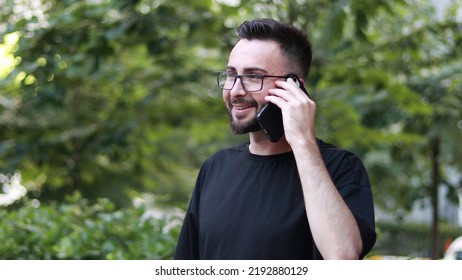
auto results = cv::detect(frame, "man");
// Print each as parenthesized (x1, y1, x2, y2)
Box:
(175, 18, 376, 260)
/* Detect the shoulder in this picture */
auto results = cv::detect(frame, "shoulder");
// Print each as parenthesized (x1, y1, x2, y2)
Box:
(317, 138, 363, 164)
(316, 138, 369, 185)
(200, 142, 249, 171)
(195, 143, 249, 191)
(206, 142, 248, 161)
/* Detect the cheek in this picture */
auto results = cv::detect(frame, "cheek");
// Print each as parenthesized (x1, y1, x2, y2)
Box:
(254, 92, 269, 105)
(222, 90, 229, 100)
(223, 90, 229, 100)
(222, 90, 231, 108)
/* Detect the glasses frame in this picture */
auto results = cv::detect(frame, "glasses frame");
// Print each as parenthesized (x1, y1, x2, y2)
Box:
(217, 71, 292, 92)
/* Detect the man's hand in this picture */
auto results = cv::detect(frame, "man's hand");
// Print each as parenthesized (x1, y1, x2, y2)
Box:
(265, 78, 316, 147)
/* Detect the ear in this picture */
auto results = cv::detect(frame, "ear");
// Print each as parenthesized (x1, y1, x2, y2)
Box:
(288, 74, 301, 87)
(296, 77, 311, 99)
(297, 77, 308, 90)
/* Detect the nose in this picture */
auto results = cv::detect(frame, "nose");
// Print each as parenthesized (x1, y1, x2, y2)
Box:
(229, 77, 246, 97)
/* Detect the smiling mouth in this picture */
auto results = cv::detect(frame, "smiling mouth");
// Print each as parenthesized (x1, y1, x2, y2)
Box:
(230, 103, 257, 120)
(231, 98, 258, 109)
(233, 104, 254, 110)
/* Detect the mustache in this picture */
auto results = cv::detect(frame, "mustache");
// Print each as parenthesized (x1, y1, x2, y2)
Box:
(230, 97, 258, 107)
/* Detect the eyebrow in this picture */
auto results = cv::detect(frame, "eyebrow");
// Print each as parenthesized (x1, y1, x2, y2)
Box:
(225, 66, 268, 74)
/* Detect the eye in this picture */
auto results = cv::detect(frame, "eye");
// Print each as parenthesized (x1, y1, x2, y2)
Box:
(226, 73, 237, 81)
(245, 74, 261, 80)
(245, 74, 262, 81)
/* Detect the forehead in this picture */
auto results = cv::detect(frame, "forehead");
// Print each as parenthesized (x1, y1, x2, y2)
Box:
(227, 39, 288, 73)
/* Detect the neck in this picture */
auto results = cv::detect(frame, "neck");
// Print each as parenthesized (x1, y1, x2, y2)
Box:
(249, 131, 292, 155)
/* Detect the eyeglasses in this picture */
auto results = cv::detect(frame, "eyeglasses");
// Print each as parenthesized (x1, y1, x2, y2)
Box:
(217, 71, 291, 92)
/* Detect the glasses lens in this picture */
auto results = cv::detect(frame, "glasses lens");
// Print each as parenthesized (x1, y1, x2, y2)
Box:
(218, 72, 235, 89)
(217, 73, 263, 92)
(241, 75, 263, 92)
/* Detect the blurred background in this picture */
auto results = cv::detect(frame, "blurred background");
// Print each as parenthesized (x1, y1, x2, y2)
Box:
(0, 0, 461, 260)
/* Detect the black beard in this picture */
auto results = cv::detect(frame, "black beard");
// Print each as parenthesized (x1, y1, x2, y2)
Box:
(227, 97, 262, 134)
(229, 113, 262, 134)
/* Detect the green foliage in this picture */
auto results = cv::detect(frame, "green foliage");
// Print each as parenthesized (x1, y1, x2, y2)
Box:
(0, 0, 461, 239)
(371, 221, 462, 258)
(0, 0, 237, 206)
(0, 192, 181, 259)
(309, 0, 462, 217)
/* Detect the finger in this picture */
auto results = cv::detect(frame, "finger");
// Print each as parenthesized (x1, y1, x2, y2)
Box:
(274, 80, 308, 101)
(264, 94, 288, 109)
(267, 88, 290, 100)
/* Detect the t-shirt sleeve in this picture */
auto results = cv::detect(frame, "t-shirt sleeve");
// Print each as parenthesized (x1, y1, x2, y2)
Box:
(174, 201, 199, 259)
(334, 153, 377, 259)
(319, 140, 377, 259)
(174, 166, 205, 260)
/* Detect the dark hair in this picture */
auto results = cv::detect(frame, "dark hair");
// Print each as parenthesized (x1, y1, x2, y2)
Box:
(236, 18, 312, 79)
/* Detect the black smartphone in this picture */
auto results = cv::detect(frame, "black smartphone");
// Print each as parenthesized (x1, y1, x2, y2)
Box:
(257, 74, 311, 142)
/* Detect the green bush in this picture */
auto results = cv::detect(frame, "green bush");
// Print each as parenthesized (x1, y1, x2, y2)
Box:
(0, 192, 182, 259)
(7, 191, 462, 260)
(370, 221, 462, 259)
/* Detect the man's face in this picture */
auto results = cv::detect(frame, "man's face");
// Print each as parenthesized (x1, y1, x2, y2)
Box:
(223, 39, 290, 134)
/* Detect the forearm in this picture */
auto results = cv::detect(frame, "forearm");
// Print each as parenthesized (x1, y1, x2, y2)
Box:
(293, 140, 363, 259)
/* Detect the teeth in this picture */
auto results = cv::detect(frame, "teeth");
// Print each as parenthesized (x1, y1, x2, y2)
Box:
(233, 104, 251, 110)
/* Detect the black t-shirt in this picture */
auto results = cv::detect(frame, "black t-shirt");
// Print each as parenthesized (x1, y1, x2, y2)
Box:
(174, 139, 376, 259)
